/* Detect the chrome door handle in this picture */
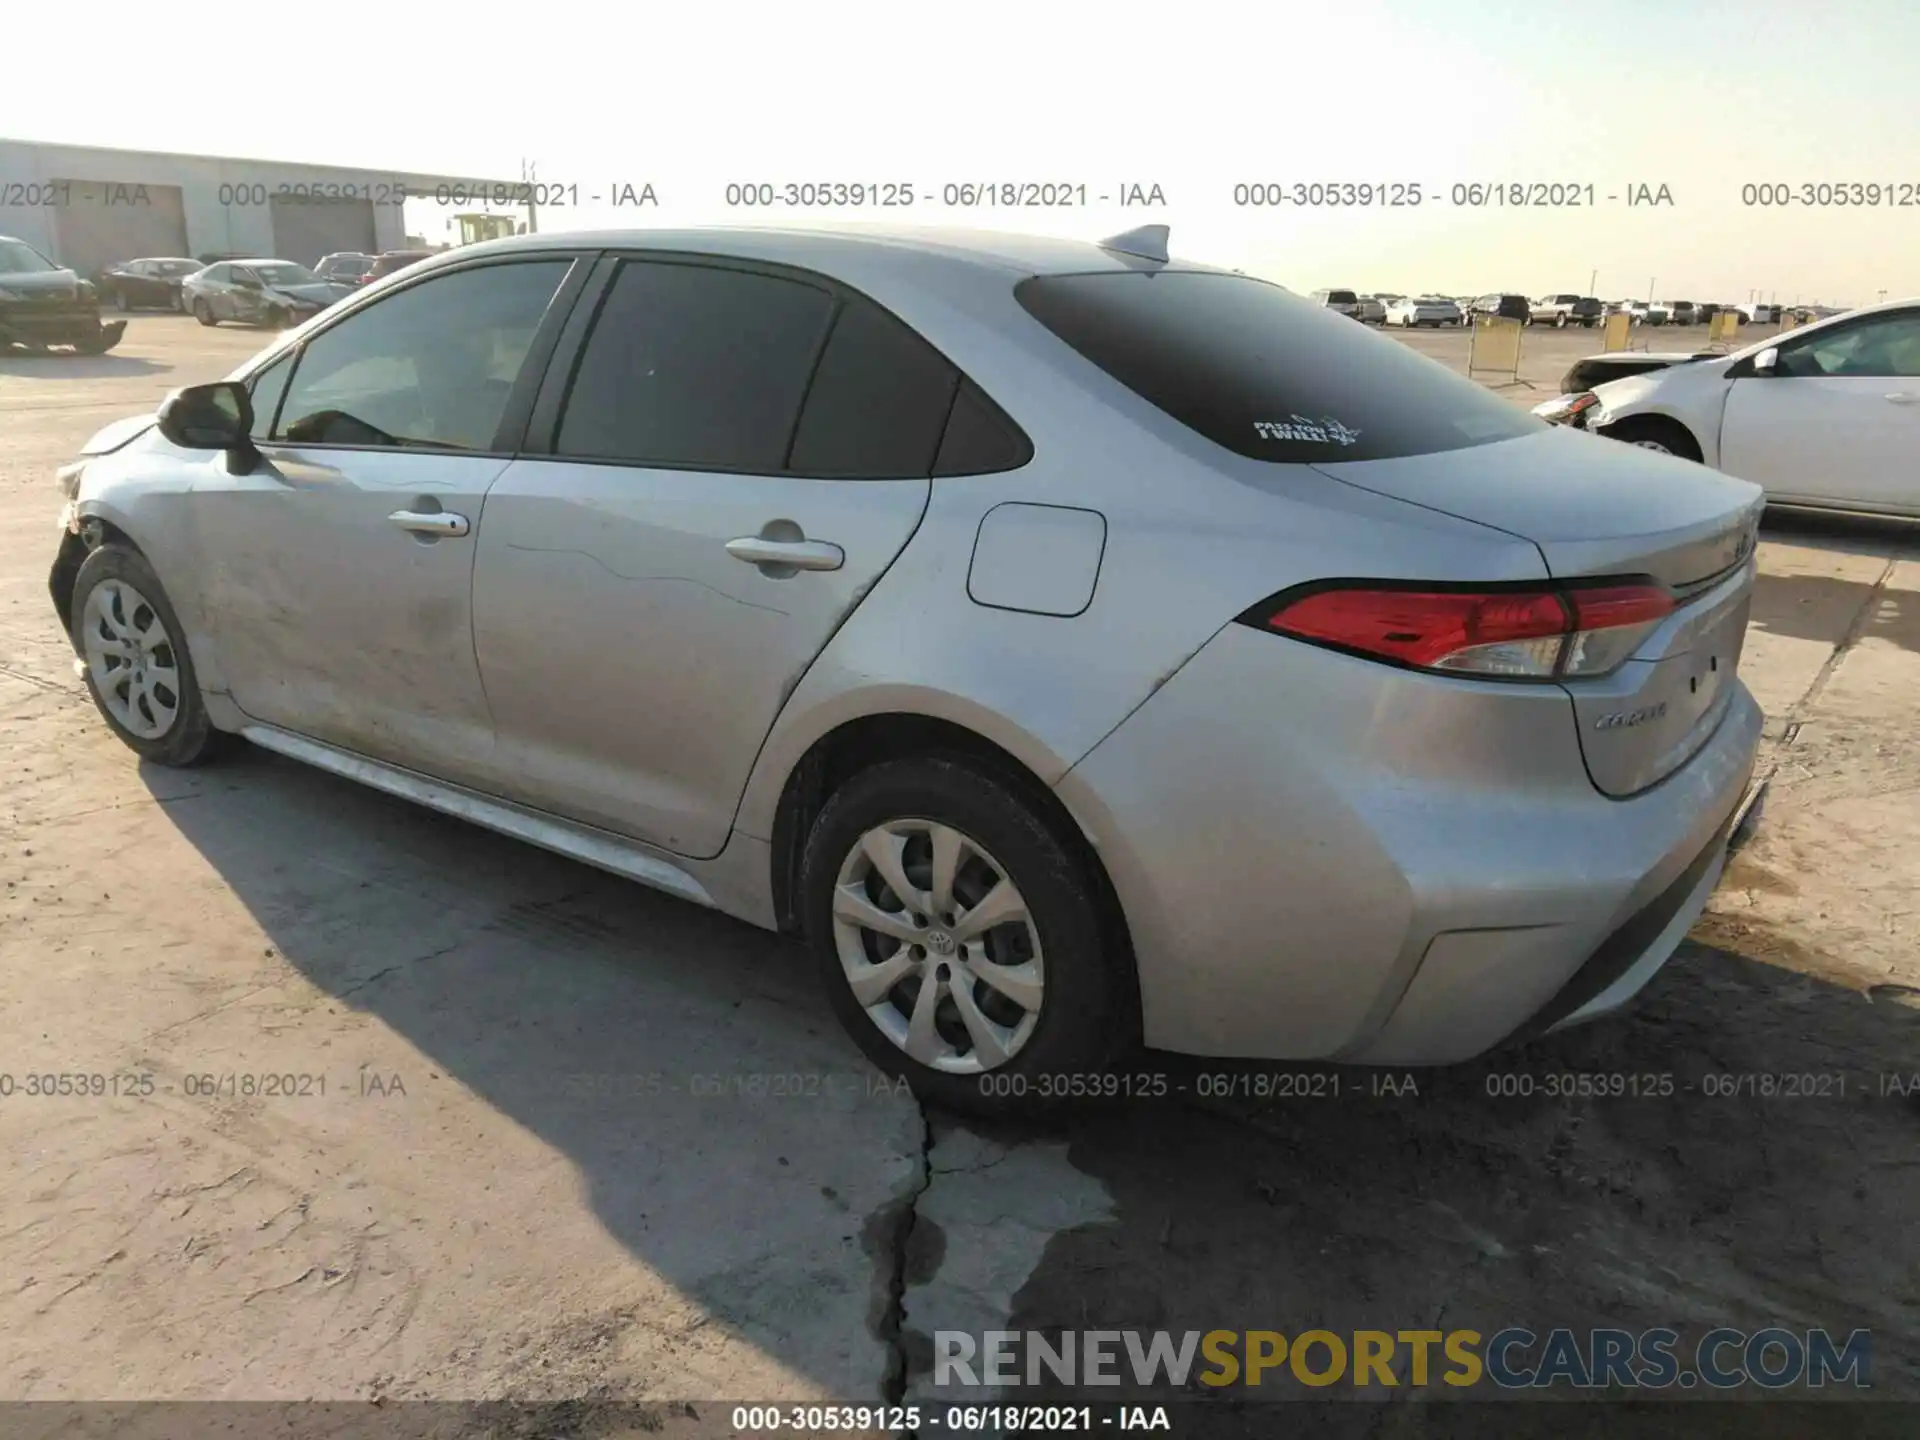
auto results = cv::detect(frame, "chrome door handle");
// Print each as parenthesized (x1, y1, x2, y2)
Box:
(1884, 392, 1918, 404)
(388, 509, 470, 537)
(725, 536, 844, 571)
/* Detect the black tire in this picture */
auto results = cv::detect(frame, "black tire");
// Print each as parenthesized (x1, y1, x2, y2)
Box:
(799, 755, 1128, 1116)
(72, 330, 113, 356)
(69, 544, 229, 767)
(194, 298, 217, 327)
(266, 306, 288, 330)
(1599, 415, 1704, 462)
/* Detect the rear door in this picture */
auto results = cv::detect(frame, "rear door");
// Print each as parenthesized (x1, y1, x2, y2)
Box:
(470, 254, 946, 857)
(190, 254, 581, 785)
(1719, 307, 1920, 511)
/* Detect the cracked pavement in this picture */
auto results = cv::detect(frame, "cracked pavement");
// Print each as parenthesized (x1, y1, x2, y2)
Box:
(2, 320, 1915, 1432)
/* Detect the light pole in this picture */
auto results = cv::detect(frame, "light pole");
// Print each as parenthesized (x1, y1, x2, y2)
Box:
(1648, 276, 1656, 302)
(1589, 268, 1597, 296)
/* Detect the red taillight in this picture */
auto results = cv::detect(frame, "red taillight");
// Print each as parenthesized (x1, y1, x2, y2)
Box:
(1250, 581, 1674, 680)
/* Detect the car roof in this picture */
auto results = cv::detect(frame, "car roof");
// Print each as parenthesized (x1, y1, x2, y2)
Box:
(405, 224, 1233, 281)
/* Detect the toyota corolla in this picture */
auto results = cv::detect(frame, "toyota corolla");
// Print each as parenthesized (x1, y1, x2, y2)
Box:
(49, 224, 1766, 1112)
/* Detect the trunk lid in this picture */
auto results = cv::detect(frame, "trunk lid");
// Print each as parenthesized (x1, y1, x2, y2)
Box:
(1313, 427, 1765, 796)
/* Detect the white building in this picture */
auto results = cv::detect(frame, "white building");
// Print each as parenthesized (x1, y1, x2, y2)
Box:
(0, 138, 524, 274)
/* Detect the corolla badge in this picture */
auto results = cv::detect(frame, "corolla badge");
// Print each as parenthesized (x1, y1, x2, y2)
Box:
(1254, 415, 1364, 445)
(1595, 701, 1668, 730)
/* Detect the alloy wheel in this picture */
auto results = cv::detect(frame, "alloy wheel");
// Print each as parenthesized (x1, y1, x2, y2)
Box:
(830, 819, 1045, 1074)
(81, 579, 181, 739)
(1630, 439, 1674, 454)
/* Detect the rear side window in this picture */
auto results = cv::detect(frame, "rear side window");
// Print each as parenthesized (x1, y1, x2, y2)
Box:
(933, 379, 1032, 476)
(556, 259, 835, 471)
(787, 297, 960, 477)
(1015, 271, 1535, 462)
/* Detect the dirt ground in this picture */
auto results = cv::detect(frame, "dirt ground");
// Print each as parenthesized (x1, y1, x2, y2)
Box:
(0, 316, 1913, 1437)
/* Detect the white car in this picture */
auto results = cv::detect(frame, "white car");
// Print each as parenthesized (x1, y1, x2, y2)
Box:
(1385, 296, 1462, 327)
(1308, 288, 1362, 318)
(1534, 297, 1920, 517)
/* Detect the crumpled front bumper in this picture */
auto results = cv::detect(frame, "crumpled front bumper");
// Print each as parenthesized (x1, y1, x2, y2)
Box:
(0, 309, 126, 349)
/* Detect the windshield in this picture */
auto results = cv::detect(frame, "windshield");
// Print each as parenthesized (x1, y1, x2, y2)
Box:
(156, 260, 201, 276)
(0, 239, 59, 275)
(251, 263, 318, 287)
(1015, 271, 1537, 463)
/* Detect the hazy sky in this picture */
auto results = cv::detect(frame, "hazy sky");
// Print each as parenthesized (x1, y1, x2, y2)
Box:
(4, 0, 1916, 303)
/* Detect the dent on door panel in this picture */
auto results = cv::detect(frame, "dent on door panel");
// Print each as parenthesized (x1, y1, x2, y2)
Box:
(966, 502, 1107, 617)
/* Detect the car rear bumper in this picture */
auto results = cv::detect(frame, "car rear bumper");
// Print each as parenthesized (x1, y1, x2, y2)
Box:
(1055, 623, 1764, 1063)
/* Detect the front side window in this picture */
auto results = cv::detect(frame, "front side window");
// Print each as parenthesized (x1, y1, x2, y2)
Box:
(274, 259, 569, 450)
(1015, 270, 1536, 463)
(555, 259, 835, 471)
(1780, 312, 1920, 378)
(248, 354, 293, 439)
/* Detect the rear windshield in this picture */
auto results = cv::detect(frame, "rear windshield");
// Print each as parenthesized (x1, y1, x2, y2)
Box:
(1015, 271, 1537, 463)
(1325, 290, 1358, 304)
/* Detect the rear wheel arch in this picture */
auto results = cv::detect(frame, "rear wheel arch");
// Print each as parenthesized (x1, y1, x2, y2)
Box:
(767, 711, 1140, 1033)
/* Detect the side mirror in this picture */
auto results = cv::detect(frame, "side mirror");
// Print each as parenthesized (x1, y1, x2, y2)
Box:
(157, 381, 261, 473)
(1753, 347, 1781, 376)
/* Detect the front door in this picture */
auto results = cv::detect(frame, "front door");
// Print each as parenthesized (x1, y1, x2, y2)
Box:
(188, 256, 578, 783)
(1720, 307, 1920, 511)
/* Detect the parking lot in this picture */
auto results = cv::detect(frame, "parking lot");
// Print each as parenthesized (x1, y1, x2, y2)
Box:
(1, 314, 1914, 1430)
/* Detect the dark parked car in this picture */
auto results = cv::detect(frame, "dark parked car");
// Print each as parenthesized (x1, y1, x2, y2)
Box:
(315, 252, 376, 285)
(93, 257, 203, 312)
(1530, 294, 1603, 328)
(1468, 293, 1532, 324)
(0, 235, 126, 355)
(360, 249, 435, 284)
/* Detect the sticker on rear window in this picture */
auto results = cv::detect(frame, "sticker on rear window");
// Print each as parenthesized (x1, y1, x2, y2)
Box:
(1255, 415, 1363, 445)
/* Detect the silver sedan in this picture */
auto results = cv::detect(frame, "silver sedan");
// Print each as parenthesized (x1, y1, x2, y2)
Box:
(51, 224, 1765, 1112)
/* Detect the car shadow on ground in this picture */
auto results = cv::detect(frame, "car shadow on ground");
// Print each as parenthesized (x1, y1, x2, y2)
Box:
(147, 746, 922, 1400)
(1748, 512, 1920, 656)
(148, 738, 1918, 1420)
(983, 937, 1917, 1432)
(0, 352, 170, 379)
